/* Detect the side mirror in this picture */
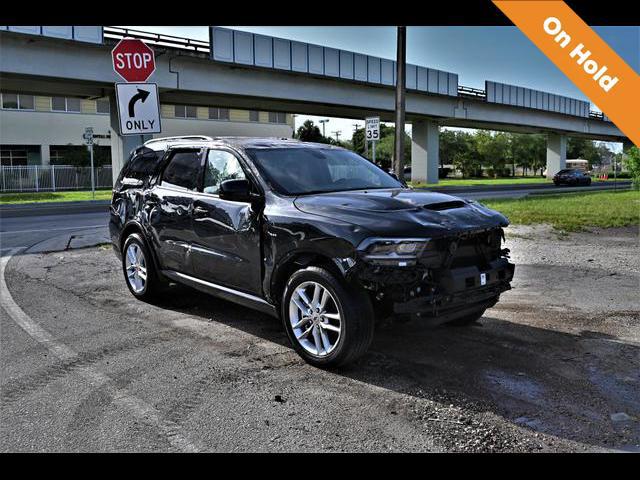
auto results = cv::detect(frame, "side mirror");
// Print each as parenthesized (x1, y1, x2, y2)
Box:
(219, 178, 251, 202)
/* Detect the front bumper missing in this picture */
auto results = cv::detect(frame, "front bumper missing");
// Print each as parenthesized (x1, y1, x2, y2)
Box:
(392, 257, 515, 318)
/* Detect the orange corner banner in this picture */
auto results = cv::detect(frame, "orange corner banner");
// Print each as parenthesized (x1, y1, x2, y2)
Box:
(493, 0, 639, 146)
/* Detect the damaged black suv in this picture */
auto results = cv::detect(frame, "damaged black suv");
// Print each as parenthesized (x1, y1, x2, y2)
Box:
(110, 136, 514, 367)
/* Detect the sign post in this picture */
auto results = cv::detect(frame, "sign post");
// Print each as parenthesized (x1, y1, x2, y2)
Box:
(365, 117, 380, 163)
(112, 38, 161, 138)
(82, 127, 95, 199)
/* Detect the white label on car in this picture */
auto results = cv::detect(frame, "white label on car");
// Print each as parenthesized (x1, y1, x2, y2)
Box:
(480, 273, 487, 286)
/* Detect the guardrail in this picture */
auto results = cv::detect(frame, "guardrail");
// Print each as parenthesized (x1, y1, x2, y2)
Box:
(0, 165, 113, 193)
(103, 26, 210, 54)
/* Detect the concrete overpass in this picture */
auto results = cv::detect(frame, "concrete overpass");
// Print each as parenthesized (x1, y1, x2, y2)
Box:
(0, 26, 629, 184)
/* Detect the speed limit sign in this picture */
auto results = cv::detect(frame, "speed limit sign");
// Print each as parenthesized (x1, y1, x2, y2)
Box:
(365, 117, 380, 142)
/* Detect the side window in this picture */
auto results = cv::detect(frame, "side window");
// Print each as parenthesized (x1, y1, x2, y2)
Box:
(161, 151, 201, 191)
(126, 150, 162, 180)
(203, 150, 246, 195)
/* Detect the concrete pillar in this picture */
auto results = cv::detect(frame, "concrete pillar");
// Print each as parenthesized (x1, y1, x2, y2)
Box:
(109, 94, 151, 185)
(40, 144, 51, 166)
(411, 120, 439, 184)
(546, 133, 567, 179)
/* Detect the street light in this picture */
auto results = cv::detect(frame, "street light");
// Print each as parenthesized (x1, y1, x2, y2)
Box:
(319, 119, 329, 137)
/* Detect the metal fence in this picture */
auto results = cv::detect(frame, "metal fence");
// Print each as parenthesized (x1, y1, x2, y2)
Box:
(0, 165, 113, 193)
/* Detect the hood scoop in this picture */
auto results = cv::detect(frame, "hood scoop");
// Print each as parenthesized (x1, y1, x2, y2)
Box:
(423, 200, 466, 211)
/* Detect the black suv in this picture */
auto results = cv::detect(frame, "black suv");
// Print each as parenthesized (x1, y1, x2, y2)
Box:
(110, 136, 514, 367)
(553, 169, 592, 186)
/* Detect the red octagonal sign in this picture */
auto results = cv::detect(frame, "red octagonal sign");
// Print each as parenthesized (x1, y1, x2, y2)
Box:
(111, 38, 156, 82)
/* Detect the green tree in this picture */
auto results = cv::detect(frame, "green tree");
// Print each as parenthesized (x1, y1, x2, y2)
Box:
(295, 120, 331, 144)
(567, 137, 601, 167)
(623, 146, 640, 190)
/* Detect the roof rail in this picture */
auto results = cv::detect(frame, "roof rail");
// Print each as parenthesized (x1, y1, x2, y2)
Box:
(144, 136, 214, 145)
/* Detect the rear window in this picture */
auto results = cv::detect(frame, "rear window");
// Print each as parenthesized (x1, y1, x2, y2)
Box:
(127, 150, 163, 179)
(116, 147, 163, 188)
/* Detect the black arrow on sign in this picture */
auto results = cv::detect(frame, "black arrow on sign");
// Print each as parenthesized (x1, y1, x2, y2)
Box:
(128, 88, 151, 117)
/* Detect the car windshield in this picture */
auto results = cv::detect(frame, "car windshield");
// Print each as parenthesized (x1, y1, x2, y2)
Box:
(245, 147, 402, 195)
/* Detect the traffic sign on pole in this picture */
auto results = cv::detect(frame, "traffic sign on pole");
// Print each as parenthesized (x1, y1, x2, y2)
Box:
(365, 117, 380, 142)
(115, 83, 161, 136)
(84, 127, 96, 199)
(365, 117, 380, 163)
(111, 39, 156, 82)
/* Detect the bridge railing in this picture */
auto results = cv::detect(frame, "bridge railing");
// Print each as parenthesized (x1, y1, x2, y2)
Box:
(103, 26, 210, 54)
(0, 165, 113, 193)
(102, 26, 611, 123)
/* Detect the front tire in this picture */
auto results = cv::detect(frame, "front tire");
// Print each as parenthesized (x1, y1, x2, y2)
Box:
(121, 233, 162, 301)
(281, 266, 374, 368)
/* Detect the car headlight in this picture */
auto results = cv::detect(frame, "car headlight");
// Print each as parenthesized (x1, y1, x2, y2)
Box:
(357, 238, 430, 266)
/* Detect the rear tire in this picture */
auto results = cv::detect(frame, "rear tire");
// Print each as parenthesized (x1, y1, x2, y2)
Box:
(281, 266, 374, 368)
(121, 233, 163, 301)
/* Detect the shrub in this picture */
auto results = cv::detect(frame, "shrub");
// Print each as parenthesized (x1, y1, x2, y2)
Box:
(622, 146, 640, 190)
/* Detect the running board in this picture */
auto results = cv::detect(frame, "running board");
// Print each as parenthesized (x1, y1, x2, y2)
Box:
(162, 270, 278, 318)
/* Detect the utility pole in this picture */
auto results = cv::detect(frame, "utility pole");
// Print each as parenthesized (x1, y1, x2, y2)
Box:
(394, 26, 407, 182)
(332, 131, 341, 143)
(319, 119, 329, 138)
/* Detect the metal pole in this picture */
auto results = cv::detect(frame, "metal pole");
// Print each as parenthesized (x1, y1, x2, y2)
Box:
(51, 164, 56, 192)
(372, 141, 376, 164)
(90, 143, 95, 199)
(394, 26, 407, 182)
(35, 165, 39, 192)
(614, 153, 617, 191)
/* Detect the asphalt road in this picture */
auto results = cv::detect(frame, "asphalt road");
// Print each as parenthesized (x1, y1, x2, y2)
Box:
(1, 220, 638, 452)
(0, 211, 108, 254)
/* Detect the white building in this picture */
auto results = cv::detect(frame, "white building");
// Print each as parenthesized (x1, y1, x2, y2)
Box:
(0, 91, 294, 166)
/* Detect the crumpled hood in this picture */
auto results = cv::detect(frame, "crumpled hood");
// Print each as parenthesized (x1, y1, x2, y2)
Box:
(294, 188, 509, 238)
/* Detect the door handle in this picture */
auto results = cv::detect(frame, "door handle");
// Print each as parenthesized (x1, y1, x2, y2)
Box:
(193, 206, 208, 216)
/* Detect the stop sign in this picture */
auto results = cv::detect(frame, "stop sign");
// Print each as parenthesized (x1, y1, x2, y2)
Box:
(111, 38, 156, 82)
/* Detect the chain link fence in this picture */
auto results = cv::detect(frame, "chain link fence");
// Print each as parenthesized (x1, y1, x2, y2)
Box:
(0, 165, 113, 193)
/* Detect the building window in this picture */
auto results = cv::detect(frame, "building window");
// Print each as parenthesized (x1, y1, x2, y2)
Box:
(268, 112, 286, 124)
(174, 105, 197, 119)
(249, 110, 259, 122)
(66, 98, 81, 112)
(208, 107, 230, 121)
(1, 93, 34, 110)
(0, 149, 28, 166)
(51, 96, 81, 113)
(96, 99, 110, 114)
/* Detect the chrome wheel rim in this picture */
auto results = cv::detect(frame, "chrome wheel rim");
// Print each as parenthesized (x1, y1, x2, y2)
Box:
(288, 281, 342, 357)
(125, 243, 147, 294)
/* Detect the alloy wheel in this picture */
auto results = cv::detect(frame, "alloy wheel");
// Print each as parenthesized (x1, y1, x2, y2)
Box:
(125, 242, 147, 294)
(288, 281, 342, 357)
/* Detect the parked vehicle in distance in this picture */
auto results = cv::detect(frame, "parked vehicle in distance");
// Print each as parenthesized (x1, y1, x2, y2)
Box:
(110, 136, 515, 367)
(553, 168, 592, 186)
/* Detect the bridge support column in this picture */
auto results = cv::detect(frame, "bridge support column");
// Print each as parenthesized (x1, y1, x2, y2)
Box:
(546, 133, 567, 179)
(411, 120, 439, 185)
(109, 94, 151, 185)
(622, 139, 634, 154)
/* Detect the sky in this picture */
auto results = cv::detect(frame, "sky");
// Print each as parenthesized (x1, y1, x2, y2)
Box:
(121, 25, 639, 150)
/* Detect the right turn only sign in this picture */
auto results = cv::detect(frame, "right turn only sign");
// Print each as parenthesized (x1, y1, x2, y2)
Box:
(115, 83, 161, 136)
